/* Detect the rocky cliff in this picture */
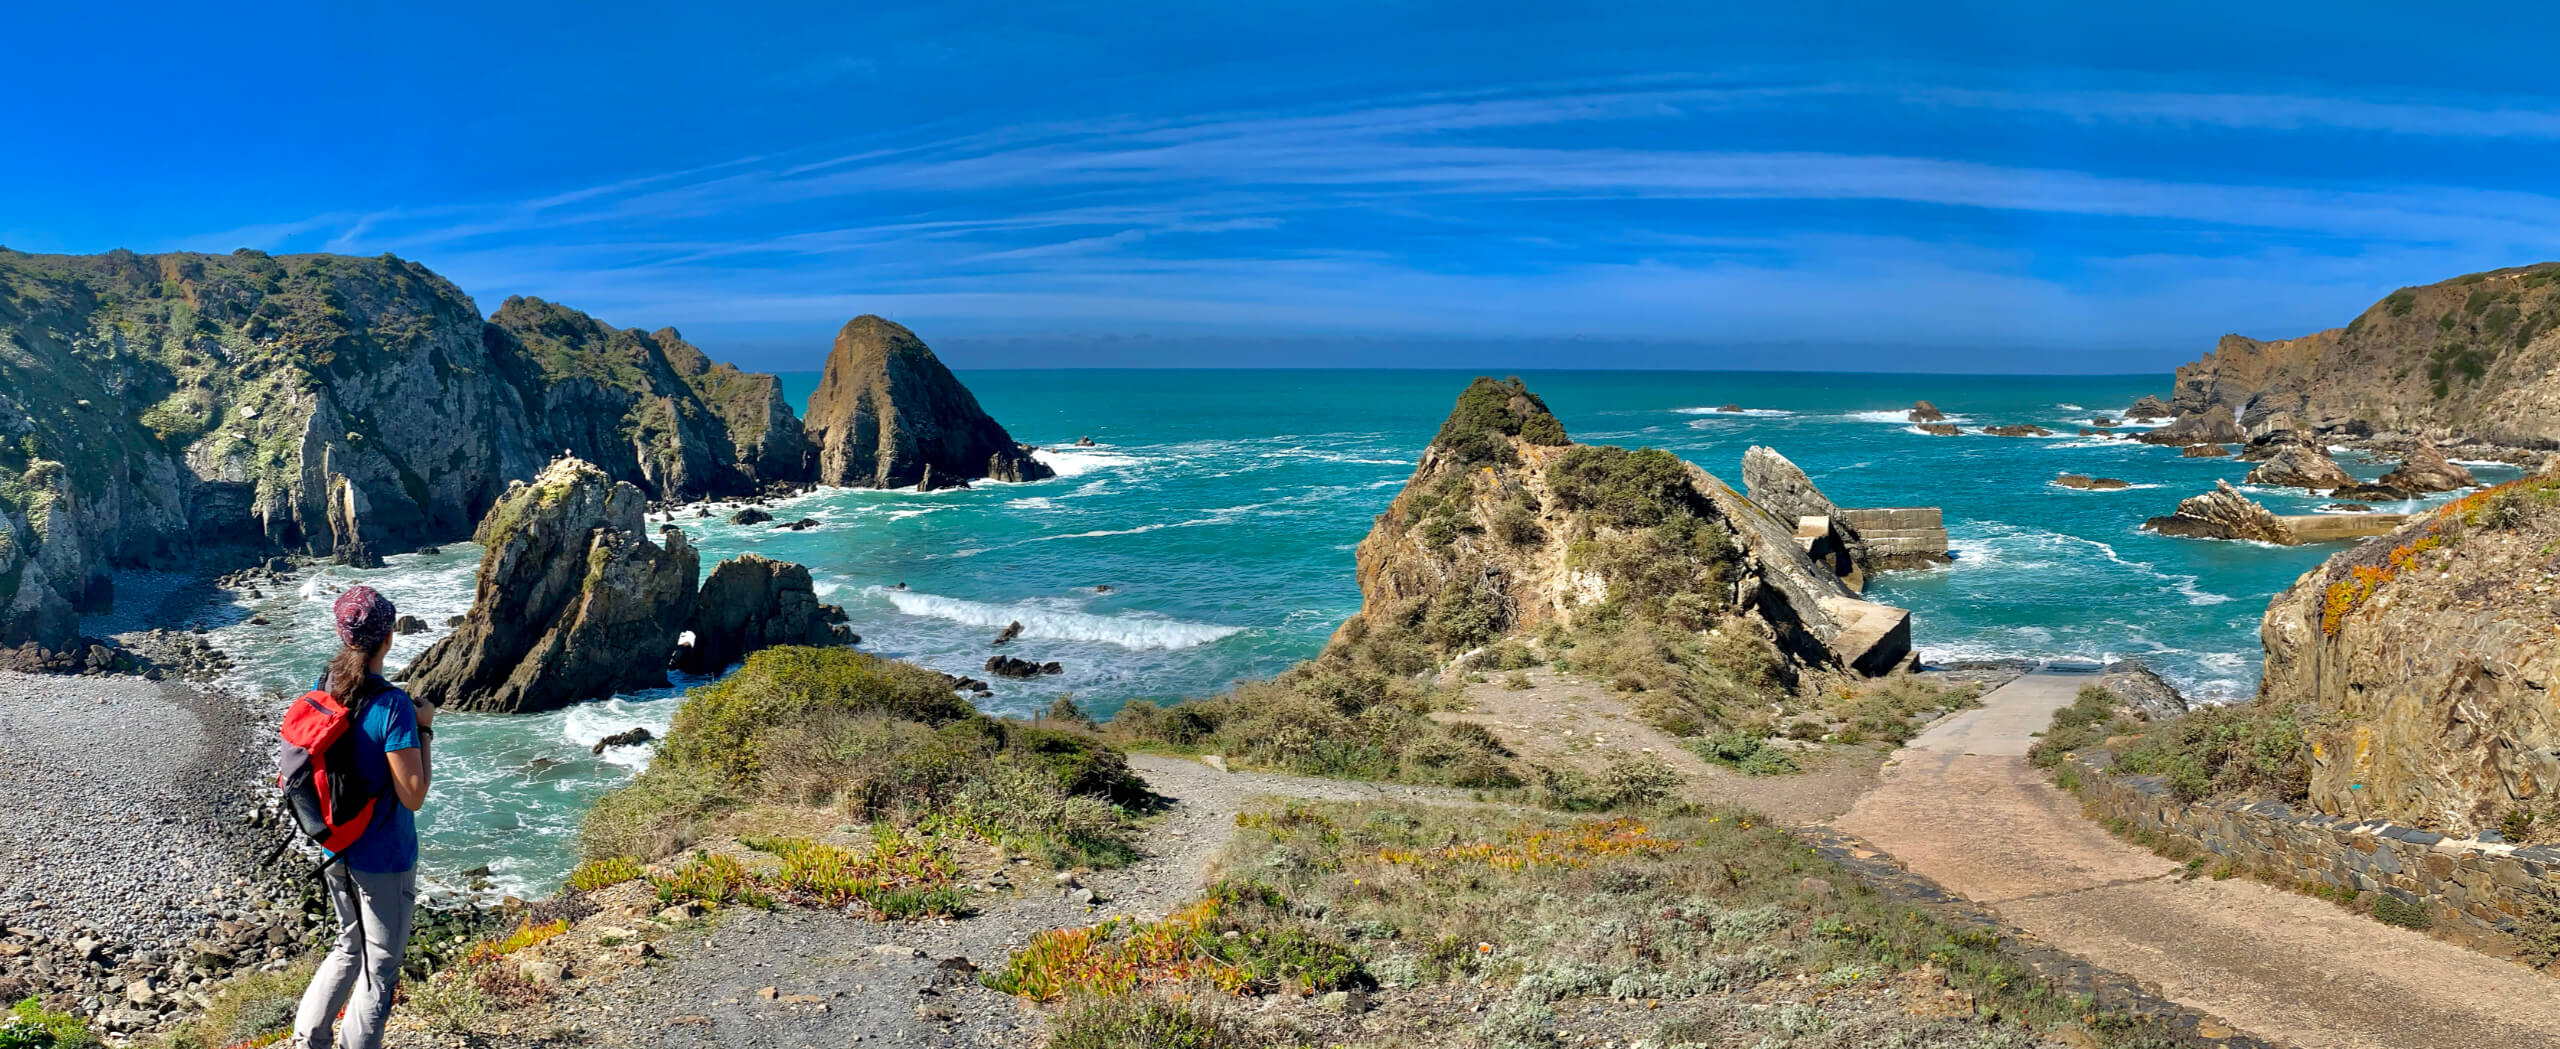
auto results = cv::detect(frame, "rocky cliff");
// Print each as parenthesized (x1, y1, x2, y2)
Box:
(802, 316, 1051, 489)
(402, 457, 698, 713)
(0, 249, 811, 652)
(1332, 378, 1910, 680)
(2258, 473, 2560, 835)
(675, 553, 854, 675)
(2167, 263, 2560, 446)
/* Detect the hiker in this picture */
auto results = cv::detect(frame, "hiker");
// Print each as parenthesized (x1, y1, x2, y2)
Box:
(289, 586, 433, 1049)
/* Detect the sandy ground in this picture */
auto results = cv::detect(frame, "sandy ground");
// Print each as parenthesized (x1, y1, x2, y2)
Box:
(1833, 670, 2560, 1049)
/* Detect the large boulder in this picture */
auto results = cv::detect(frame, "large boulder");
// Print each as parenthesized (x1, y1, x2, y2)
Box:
(2125, 395, 2174, 421)
(2140, 480, 2294, 544)
(2136, 404, 2246, 446)
(2376, 436, 2478, 494)
(802, 316, 1053, 489)
(2261, 476, 2560, 834)
(675, 554, 854, 675)
(1906, 401, 1946, 423)
(2243, 440, 2355, 491)
(402, 457, 699, 713)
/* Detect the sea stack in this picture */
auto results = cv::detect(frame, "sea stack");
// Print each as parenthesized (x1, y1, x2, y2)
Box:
(402, 456, 699, 713)
(802, 315, 1053, 490)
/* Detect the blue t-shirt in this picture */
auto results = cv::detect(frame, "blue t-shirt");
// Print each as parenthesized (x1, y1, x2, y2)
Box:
(315, 674, 421, 874)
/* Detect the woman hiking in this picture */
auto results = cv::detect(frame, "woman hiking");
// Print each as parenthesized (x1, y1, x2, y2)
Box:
(290, 586, 433, 1049)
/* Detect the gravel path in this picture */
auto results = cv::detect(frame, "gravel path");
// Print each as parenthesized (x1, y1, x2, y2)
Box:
(0, 671, 314, 1034)
(1833, 670, 2560, 1049)
(525, 754, 1466, 1048)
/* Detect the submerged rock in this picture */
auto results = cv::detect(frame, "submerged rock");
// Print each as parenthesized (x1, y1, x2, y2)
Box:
(2180, 443, 2231, 458)
(2140, 480, 2295, 544)
(2376, 436, 2478, 494)
(802, 315, 1054, 489)
(985, 654, 1063, 678)
(728, 507, 773, 526)
(402, 457, 700, 713)
(2053, 474, 2130, 490)
(591, 727, 654, 754)
(675, 553, 854, 675)
(991, 621, 1024, 646)
(1916, 423, 1961, 436)
(1981, 424, 2051, 437)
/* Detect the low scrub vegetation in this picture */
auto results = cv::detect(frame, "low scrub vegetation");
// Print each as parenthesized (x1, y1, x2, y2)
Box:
(2032, 685, 2310, 805)
(1106, 655, 1519, 789)
(1015, 800, 2191, 1048)
(583, 646, 1149, 868)
(0, 1000, 95, 1049)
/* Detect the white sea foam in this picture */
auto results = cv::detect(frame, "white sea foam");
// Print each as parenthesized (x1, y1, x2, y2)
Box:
(2044, 479, 2161, 492)
(1035, 447, 1142, 478)
(871, 588, 1244, 650)
(1850, 409, 1972, 424)
(559, 696, 679, 771)
(1007, 497, 1056, 510)
(1673, 406, 1794, 417)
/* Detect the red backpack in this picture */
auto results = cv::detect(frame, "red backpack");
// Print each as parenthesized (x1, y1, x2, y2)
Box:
(276, 688, 383, 866)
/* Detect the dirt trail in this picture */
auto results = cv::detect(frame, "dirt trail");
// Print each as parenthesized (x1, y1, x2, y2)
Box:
(1833, 671, 2560, 1049)
(505, 755, 1466, 1048)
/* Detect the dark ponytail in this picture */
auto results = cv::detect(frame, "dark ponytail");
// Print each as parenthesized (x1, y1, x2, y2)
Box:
(325, 642, 386, 706)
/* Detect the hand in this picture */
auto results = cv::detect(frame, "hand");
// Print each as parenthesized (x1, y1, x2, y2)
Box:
(413, 696, 437, 732)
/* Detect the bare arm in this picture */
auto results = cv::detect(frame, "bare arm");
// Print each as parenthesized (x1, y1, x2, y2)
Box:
(388, 697, 434, 811)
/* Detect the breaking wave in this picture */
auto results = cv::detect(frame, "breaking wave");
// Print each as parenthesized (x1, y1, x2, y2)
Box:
(871, 588, 1244, 650)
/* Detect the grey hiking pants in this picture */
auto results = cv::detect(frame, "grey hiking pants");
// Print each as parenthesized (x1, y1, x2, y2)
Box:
(293, 864, 416, 1049)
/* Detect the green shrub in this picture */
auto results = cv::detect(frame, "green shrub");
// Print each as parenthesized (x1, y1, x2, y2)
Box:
(2027, 685, 2131, 769)
(1046, 991, 1244, 1049)
(1433, 377, 1570, 465)
(2370, 894, 2432, 930)
(0, 1000, 94, 1049)
(1546, 446, 1703, 529)
(583, 647, 1146, 867)
(1531, 755, 1684, 810)
(2112, 698, 2310, 804)
(567, 855, 645, 892)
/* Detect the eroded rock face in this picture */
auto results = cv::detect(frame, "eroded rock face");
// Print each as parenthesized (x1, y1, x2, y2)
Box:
(2137, 404, 2246, 446)
(402, 457, 699, 713)
(2244, 441, 2356, 491)
(675, 553, 854, 675)
(0, 250, 810, 649)
(803, 316, 1053, 489)
(2377, 436, 2478, 494)
(2165, 264, 2560, 445)
(2260, 477, 2560, 834)
(2140, 480, 2294, 544)
(2126, 395, 2173, 421)
(1337, 378, 1910, 679)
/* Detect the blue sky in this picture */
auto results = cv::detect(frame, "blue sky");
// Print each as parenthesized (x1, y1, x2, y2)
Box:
(5, 2, 2557, 371)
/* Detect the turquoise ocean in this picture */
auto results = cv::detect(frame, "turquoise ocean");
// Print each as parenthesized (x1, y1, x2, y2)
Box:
(200, 370, 2520, 897)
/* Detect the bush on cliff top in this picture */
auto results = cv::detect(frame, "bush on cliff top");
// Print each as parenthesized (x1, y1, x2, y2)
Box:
(1433, 376, 1569, 465)
(583, 647, 1148, 867)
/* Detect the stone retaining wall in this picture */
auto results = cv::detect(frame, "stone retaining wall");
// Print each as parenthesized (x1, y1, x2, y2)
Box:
(2068, 750, 2560, 957)
(1835, 507, 1948, 564)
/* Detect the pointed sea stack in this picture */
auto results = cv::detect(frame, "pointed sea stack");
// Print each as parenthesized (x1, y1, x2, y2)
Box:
(802, 316, 1052, 490)
(403, 457, 699, 713)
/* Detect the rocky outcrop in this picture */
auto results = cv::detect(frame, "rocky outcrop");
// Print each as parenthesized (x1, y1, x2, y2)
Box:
(985, 654, 1063, 678)
(1916, 424, 1960, 436)
(2179, 444, 2230, 458)
(2054, 474, 2130, 490)
(0, 249, 810, 651)
(2165, 263, 2560, 445)
(2244, 440, 2355, 491)
(1336, 378, 1910, 680)
(402, 457, 699, 713)
(2136, 404, 2245, 447)
(2259, 475, 2560, 835)
(2376, 437, 2478, 494)
(2125, 395, 2173, 421)
(2140, 481, 2294, 544)
(674, 553, 855, 675)
(1907, 401, 1945, 423)
(802, 316, 1052, 490)
(1981, 424, 2051, 437)
(2097, 661, 2190, 722)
